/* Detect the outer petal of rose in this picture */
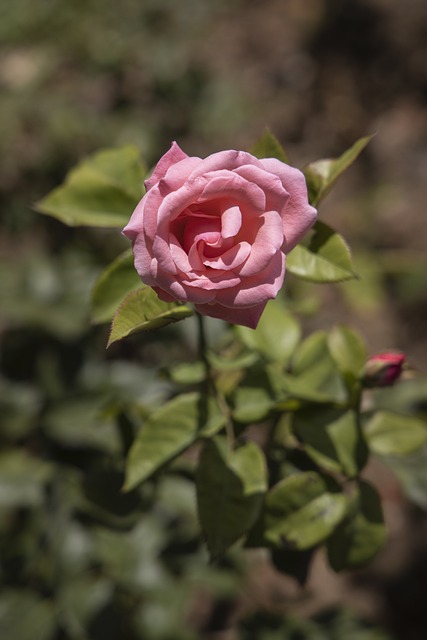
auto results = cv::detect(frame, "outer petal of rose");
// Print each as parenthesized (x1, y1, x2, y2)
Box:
(153, 286, 178, 303)
(187, 149, 262, 180)
(217, 251, 285, 307)
(195, 301, 267, 329)
(131, 233, 157, 286)
(259, 158, 317, 251)
(144, 141, 189, 191)
(157, 156, 203, 195)
(237, 211, 284, 277)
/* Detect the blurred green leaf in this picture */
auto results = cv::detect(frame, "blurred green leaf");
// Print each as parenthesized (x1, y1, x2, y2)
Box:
(293, 409, 368, 478)
(0, 590, 55, 640)
(108, 286, 193, 346)
(91, 249, 142, 324)
(286, 221, 356, 283)
(43, 396, 121, 454)
(327, 481, 386, 571)
(328, 325, 366, 382)
(250, 128, 290, 163)
(196, 436, 267, 558)
(0, 450, 53, 509)
(235, 300, 301, 365)
(304, 135, 373, 206)
(124, 392, 225, 490)
(264, 472, 347, 550)
(35, 146, 145, 227)
(364, 411, 427, 456)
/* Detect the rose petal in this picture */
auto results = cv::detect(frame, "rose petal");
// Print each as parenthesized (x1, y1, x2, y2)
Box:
(221, 205, 242, 238)
(217, 251, 285, 307)
(203, 241, 251, 270)
(237, 211, 284, 276)
(259, 158, 317, 251)
(195, 301, 267, 329)
(144, 141, 190, 191)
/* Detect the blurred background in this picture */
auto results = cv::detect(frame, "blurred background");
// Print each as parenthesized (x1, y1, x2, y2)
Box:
(1, 0, 427, 638)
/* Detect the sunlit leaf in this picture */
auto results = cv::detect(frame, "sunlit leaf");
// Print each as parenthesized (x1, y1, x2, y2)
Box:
(264, 472, 347, 550)
(364, 411, 427, 456)
(250, 128, 290, 164)
(235, 300, 301, 365)
(286, 221, 356, 283)
(328, 325, 366, 382)
(293, 409, 368, 478)
(35, 146, 145, 227)
(108, 287, 193, 347)
(124, 392, 225, 490)
(196, 436, 267, 558)
(276, 331, 348, 404)
(304, 135, 373, 206)
(91, 250, 142, 324)
(327, 481, 386, 571)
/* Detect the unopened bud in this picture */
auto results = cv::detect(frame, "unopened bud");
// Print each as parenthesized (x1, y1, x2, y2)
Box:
(362, 352, 405, 388)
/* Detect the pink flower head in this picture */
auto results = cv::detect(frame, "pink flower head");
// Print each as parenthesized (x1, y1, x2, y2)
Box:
(362, 352, 406, 387)
(123, 142, 317, 328)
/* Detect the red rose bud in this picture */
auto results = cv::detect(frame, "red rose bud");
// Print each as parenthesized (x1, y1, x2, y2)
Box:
(362, 352, 406, 387)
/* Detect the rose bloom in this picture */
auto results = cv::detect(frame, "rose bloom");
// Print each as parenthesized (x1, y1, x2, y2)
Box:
(123, 142, 317, 328)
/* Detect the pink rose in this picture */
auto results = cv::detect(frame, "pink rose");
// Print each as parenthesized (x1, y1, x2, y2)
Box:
(123, 142, 316, 329)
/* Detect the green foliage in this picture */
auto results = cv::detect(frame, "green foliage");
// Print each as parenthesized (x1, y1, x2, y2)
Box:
(124, 392, 225, 490)
(196, 436, 267, 558)
(91, 249, 142, 324)
(7, 121, 427, 639)
(250, 128, 290, 164)
(364, 410, 427, 456)
(304, 135, 373, 207)
(262, 472, 347, 550)
(286, 221, 356, 283)
(108, 286, 193, 346)
(327, 481, 386, 571)
(35, 146, 145, 227)
(235, 300, 301, 365)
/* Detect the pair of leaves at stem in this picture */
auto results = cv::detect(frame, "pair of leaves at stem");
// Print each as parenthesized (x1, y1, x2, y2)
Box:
(36, 134, 368, 343)
(122, 388, 385, 568)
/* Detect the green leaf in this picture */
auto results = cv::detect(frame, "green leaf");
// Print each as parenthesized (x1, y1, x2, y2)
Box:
(328, 325, 366, 381)
(235, 300, 301, 365)
(124, 392, 225, 490)
(264, 472, 347, 550)
(286, 221, 356, 283)
(250, 129, 290, 164)
(231, 364, 276, 423)
(0, 590, 55, 640)
(196, 436, 267, 558)
(91, 250, 142, 324)
(0, 450, 53, 509)
(108, 287, 193, 347)
(364, 411, 427, 456)
(327, 481, 386, 571)
(35, 146, 145, 227)
(293, 409, 368, 478)
(277, 331, 348, 404)
(304, 135, 373, 206)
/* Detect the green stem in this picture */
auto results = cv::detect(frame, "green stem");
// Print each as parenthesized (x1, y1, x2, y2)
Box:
(196, 313, 235, 449)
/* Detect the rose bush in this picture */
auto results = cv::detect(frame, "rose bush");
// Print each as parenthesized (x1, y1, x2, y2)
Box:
(123, 142, 316, 328)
